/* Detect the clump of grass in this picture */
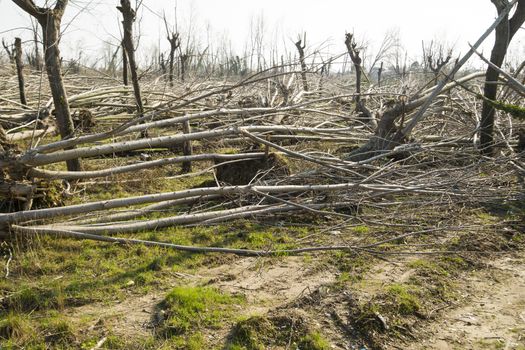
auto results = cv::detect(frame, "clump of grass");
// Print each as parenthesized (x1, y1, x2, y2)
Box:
(160, 286, 243, 337)
(6, 285, 65, 312)
(385, 283, 421, 315)
(408, 259, 449, 277)
(227, 313, 330, 350)
(39, 312, 74, 346)
(330, 251, 371, 282)
(351, 225, 370, 234)
(228, 316, 276, 350)
(0, 311, 77, 348)
(0, 313, 36, 346)
(296, 331, 331, 350)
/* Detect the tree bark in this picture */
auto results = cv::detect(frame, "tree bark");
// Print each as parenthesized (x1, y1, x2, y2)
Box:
(14, 37, 27, 106)
(480, 0, 525, 154)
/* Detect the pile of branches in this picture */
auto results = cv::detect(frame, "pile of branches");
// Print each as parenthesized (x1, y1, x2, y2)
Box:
(1, 12, 524, 255)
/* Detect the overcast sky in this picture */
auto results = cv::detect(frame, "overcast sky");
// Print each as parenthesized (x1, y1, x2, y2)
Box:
(0, 0, 523, 69)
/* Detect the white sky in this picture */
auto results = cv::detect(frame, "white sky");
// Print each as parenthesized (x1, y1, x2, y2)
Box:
(0, 0, 523, 69)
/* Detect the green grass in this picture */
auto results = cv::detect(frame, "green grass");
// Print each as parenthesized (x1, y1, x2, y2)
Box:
(158, 286, 243, 348)
(161, 286, 243, 335)
(226, 315, 331, 350)
(296, 331, 331, 350)
(385, 283, 421, 315)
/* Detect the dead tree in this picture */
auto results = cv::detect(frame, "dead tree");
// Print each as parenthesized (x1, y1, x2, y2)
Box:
(294, 33, 308, 92)
(180, 53, 189, 82)
(346, 5, 513, 162)
(377, 61, 384, 87)
(14, 38, 27, 106)
(167, 33, 180, 86)
(159, 52, 166, 77)
(121, 40, 128, 86)
(480, 0, 525, 154)
(118, 0, 145, 137)
(2, 39, 15, 63)
(12, 0, 81, 172)
(163, 16, 181, 87)
(30, 18, 42, 70)
(345, 33, 376, 128)
(425, 40, 452, 84)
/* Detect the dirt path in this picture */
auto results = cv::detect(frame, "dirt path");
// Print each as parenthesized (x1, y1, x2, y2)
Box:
(410, 255, 525, 350)
(202, 256, 337, 314)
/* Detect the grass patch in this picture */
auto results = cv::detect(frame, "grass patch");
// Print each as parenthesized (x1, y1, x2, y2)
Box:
(159, 286, 243, 341)
(384, 283, 421, 315)
(227, 313, 330, 350)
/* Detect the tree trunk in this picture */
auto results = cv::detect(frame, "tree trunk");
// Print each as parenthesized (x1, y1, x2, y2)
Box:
(167, 33, 179, 87)
(122, 40, 128, 86)
(32, 21, 42, 70)
(169, 46, 175, 86)
(118, 0, 145, 137)
(181, 120, 193, 173)
(180, 53, 188, 82)
(377, 61, 383, 87)
(480, 0, 525, 154)
(294, 37, 308, 92)
(39, 8, 81, 171)
(14, 37, 27, 106)
(345, 33, 376, 128)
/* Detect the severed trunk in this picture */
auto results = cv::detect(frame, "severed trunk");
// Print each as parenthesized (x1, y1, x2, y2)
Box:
(294, 37, 308, 92)
(14, 37, 27, 106)
(180, 53, 188, 82)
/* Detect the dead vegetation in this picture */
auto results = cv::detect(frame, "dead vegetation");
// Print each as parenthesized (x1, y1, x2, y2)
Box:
(0, 0, 525, 349)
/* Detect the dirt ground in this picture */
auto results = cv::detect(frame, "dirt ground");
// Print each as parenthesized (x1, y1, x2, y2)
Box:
(59, 248, 525, 349)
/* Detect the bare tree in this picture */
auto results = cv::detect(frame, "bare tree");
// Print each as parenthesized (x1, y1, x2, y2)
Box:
(2, 38, 15, 63)
(14, 38, 27, 106)
(345, 33, 376, 128)
(367, 28, 401, 78)
(294, 33, 308, 92)
(12, 0, 81, 171)
(117, 0, 146, 136)
(164, 20, 180, 87)
(424, 40, 452, 84)
(480, 0, 525, 154)
(30, 17, 42, 70)
(377, 61, 384, 87)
